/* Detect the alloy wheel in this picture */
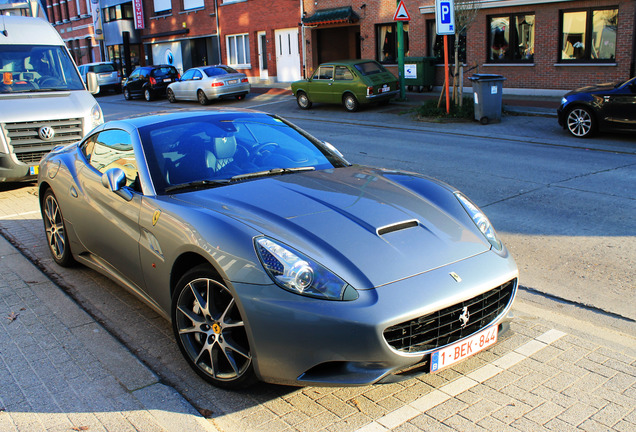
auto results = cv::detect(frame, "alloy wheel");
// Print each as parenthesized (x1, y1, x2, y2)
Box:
(42, 190, 74, 267)
(174, 273, 253, 387)
(566, 107, 594, 137)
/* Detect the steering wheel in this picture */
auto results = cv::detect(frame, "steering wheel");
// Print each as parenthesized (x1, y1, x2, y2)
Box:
(254, 142, 279, 158)
(38, 76, 63, 87)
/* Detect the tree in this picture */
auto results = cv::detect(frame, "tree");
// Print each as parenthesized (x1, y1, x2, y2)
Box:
(452, 0, 480, 105)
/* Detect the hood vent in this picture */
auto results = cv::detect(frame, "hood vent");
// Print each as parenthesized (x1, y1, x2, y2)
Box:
(377, 219, 419, 236)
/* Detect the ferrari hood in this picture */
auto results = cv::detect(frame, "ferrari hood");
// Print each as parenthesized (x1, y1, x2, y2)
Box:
(174, 166, 489, 289)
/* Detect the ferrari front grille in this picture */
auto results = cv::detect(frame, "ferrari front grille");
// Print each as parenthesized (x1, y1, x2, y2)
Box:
(384, 278, 517, 353)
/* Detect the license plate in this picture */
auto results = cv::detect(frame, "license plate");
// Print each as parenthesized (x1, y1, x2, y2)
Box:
(430, 325, 498, 373)
(227, 79, 238, 84)
(29, 165, 39, 175)
(163, 78, 172, 83)
(380, 85, 390, 93)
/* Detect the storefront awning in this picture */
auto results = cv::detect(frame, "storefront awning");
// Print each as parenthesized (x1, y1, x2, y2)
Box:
(302, 6, 359, 26)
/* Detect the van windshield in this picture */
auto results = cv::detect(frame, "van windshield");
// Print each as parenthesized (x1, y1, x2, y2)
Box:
(0, 45, 85, 94)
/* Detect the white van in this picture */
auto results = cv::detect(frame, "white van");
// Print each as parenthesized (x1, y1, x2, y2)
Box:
(0, 15, 103, 182)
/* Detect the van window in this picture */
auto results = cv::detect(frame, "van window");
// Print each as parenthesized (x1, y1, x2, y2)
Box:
(0, 45, 84, 93)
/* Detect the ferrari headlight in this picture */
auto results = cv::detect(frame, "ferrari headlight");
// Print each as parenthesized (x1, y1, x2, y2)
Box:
(455, 192, 502, 251)
(255, 237, 357, 301)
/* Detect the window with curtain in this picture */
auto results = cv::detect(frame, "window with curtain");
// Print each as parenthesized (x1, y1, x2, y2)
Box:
(375, 23, 409, 65)
(426, 20, 466, 65)
(227, 34, 250, 68)
(560, 8, 618, 62)
(487, 13, 535, 62)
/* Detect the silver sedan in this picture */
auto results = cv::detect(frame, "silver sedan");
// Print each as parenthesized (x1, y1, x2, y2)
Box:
(167, 66, 250, 105)
(37, 110, 518, 389)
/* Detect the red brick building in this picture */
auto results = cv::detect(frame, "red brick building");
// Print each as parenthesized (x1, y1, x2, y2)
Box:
(302, 0, 635, 92)
(42, 0, 101, 65)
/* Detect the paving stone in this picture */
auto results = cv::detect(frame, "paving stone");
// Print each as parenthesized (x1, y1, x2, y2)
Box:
(347, 396, 389, 420)
(509, 416, 550, 432)
(577, 358, 619, 378)
(475, 415, 517, 431)
(457, 397, 500, 422)
(316, 395, 359, 418)
(295, 410, 340, 432)
(524, 401, 565, 425)
(325, 412, 372, 432)
(591, 402, 631, 427)
(443, 413, 490, 431)
(407, 413, 455, 432)
(613, 419, 636, 432)
(393, 381, 435, 404)
(557, 402, 599, 427)
(544, 416, 578, 431)
(425, 397, 469, 422)
(491, 400, 532, 425)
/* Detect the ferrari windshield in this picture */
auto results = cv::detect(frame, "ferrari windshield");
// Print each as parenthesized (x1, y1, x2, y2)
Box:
(0, 45, 85, 93)
(140, 113, 349, 194)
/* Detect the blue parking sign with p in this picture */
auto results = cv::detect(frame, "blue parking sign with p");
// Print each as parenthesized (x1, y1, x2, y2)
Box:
(441, 2, 451, 23)
(435, 0, 455, 35)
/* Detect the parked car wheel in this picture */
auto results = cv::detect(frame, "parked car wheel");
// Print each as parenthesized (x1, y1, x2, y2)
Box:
(167, 88, 176, 103)
(566, 106, 595, 138)
(236, 94, 246, 101)
(172, 264, 256, 389)
(343, 93, 359, 112)
(144, 88, 153, 101)
(198, 90, 209, 106)
(296, 91, 312, 110)
(41, 189, 74, 267)
(123, 88, 131, 100)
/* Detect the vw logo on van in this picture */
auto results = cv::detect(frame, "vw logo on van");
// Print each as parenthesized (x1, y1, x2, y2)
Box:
(38, 126, 55, 141)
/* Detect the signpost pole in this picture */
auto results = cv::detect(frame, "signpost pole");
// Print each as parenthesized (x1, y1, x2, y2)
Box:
(444, 34, 450, 114)
(397, 19, 405, 101)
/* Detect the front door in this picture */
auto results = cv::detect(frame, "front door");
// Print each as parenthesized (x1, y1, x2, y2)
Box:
(258, 32, 268, 80)
(275, 28, 301, 82)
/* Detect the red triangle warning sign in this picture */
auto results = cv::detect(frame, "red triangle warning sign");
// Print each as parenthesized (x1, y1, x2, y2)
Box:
(393, 0, 411, 21)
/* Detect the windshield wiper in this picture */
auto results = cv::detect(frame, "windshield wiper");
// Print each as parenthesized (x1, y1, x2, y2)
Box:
(230, 166, 315, 181)
(164, 179, 231, 193)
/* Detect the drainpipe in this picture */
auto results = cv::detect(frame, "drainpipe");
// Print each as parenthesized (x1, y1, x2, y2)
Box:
(300, 0, 306, 78)
(215, 0, 221, 64)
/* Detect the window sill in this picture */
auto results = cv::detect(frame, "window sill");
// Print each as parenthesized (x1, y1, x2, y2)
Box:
(179, 8, 205, 15)
(483, 63, 535, 67)
(151, 13, 173, 20)
(229, 65, 252, 70)
(554, 63, 617, 67)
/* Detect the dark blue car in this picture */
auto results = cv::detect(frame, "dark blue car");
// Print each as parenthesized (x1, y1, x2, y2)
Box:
(557, 76, 636, 138)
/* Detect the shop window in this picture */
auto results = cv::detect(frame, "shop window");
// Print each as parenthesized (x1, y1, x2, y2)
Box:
(426, 20, 466, 65)
(560, 8, 618, 62)
(488, 14, 535, 62)
(227, 34, 250, 68)
(103, 3, 134, 23)
(376, 23, 409, 65)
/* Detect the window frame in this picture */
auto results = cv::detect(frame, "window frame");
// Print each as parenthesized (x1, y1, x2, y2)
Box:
(486, 12, 536, 63)
(375, 22, 409, 65)
(226, 33, 251, 68)
(426, 20, 466, 65)
(558, 7, 619, 63)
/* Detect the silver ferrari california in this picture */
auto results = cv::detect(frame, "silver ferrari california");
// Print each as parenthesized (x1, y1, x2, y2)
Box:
(37, 110, 518, 389)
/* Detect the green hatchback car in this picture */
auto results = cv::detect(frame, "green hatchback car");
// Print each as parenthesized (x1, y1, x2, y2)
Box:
(291, 59, 399, 112)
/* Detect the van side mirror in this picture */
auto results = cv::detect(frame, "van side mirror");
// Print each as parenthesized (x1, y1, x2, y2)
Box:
(86, 72, 99, 94)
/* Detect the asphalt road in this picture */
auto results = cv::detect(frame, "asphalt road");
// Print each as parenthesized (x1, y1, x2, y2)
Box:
(96, 91, 636, 327)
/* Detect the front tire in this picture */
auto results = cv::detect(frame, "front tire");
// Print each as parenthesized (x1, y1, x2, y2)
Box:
(167, 88, 176, 103)
(123, 88, 131, 100)
(566, 106, 595, 138)
(172, 265, 256, 389)
(343, 93, 359, 112)
(198, 90, 209, 106)
(41, 189, 75, 267)
(296, 91, 312, 109)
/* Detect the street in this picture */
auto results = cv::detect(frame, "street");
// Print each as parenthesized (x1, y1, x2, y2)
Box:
(0, 90, 634, 432)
